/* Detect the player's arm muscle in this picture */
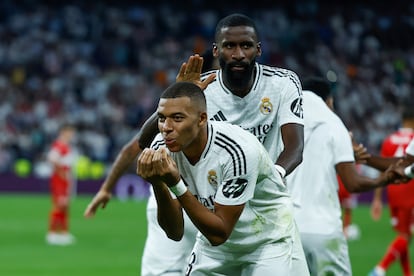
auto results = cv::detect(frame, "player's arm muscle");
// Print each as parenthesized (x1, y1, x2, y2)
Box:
(336, 162, 388, 193)
(177, 192, 244, 246)
(152, 183, 184, 241)
(277, 123, 304, 176)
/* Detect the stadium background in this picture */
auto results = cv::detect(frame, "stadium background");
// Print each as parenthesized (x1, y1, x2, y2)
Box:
(0, 0, 413, 275)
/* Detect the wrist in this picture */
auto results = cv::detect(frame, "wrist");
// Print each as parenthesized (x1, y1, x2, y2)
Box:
(275, 164, 286, 178)
(404, 165, 414, 178)
(169, 179, 187, 197)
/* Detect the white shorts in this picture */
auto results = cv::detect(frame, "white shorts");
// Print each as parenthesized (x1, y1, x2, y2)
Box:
(141, 203, 198, 276)
(300, 231, 351, 275)
(185, 226, 309, 276)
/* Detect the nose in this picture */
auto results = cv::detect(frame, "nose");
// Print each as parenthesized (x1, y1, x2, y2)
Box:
(161, 118, 173, 132)
(231, 46, 245, 60)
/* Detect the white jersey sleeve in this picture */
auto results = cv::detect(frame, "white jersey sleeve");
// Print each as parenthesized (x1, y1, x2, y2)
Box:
(331, 117, 355, 164)
(213, 135, 259, 206)
(406, 138, 414, 156)
(275, 68, 304, 127)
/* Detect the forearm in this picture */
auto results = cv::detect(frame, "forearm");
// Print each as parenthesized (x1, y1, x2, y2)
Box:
(101, 138, 141, 192)
(278, 123, 304, 176)
(372, 187, 383, 201)
(102, 113, 159, 192)
(177, 191, 231, 246)
(338, 162, 389, 193)
(276, 147, 303, 176)
(366, 156, 400, 171)
(152, 183, 184, 241)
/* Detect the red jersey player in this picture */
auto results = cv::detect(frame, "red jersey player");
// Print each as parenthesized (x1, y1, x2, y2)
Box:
(369, 105, 414, 276)
(46, 124, 77, 246)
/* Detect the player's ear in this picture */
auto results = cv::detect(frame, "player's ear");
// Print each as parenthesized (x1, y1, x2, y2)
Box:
(199, 112, 208, 126)
(212, 43, 218, 57)
(256, 42, 262, 57)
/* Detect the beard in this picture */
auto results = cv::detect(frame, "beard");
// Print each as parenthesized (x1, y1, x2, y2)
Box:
(219, 58, 256, 90)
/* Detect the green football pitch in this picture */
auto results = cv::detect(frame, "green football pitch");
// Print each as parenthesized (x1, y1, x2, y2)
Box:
(0, 194, 411, 276)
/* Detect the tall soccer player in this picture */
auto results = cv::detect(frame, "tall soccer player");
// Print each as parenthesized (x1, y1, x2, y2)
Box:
(301, 77, 361, 240)
(85, 13, 305, 276)
(369, 102, 414, 276)
(46, 123, 77, 245)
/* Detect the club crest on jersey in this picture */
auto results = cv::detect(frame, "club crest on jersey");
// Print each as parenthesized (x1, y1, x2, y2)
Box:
(207, 170, 218, 187)
(260, 97, 273, 115)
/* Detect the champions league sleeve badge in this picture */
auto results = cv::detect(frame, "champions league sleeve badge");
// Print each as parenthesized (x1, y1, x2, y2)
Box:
(260, 97, 273, 115)
(291, 97, 303, 118)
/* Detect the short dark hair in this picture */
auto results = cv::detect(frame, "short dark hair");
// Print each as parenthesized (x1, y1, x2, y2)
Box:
(161, 82, 206, 111)
(215, 13, 259, 42)
(302, 77, 332, 101)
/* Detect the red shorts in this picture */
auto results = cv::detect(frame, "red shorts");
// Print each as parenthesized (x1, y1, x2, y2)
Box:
(389, 206, 414, 235)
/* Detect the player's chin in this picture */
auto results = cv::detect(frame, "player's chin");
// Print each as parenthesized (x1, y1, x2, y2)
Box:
(165, 144, 180, 153)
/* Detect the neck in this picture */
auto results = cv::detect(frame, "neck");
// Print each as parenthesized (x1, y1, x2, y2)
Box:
(183, 126, 208, 165)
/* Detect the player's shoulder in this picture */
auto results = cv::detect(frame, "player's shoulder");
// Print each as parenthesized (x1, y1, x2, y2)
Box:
(150, 133, 165, 150)
(258, 64, 301, 93)
(259, 64, 300, 80)
(201, 69, 218, 82)
(211, 121, 258, 147)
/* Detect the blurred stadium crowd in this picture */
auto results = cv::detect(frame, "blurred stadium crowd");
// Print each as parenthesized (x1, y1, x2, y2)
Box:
(0, 0, 413, 177)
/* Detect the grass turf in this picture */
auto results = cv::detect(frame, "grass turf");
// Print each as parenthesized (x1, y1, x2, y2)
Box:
(0, 194, 411, 275)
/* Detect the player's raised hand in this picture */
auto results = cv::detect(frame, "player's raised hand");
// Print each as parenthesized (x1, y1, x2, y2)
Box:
(176, 54, 216, 90)
(84, 189, 112, 218)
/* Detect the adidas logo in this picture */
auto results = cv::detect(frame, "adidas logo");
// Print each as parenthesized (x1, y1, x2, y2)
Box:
(210, 111, 227, 121)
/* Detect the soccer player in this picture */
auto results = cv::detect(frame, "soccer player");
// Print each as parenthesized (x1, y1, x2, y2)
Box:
(85, 13, 304, 276)
(301, 76, 361, 240)
(46, 123, 77, 246)
(368, 103, 414, 276)
(137, 81, 309, 275)
(286, 78, 400, 275)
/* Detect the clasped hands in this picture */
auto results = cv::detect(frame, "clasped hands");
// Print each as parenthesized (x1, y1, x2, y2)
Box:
(137, 147, 180, 187)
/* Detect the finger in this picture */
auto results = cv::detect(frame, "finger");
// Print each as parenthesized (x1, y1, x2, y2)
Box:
(176, 62, 187, 81)
(84, 204, 96, 218)
(137, 148, 154, 175)
(200, 73, 216, 90)
(152, 149, 164, 171)
(194, 54, 203, 74)
(160, 148, 171, 165)
(186, 55, 199, 74)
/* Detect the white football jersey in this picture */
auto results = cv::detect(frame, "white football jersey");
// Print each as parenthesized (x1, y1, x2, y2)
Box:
(150, 121, 296, 258)
(201, 63, 303, 162)
(286, 91, 355, 235)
